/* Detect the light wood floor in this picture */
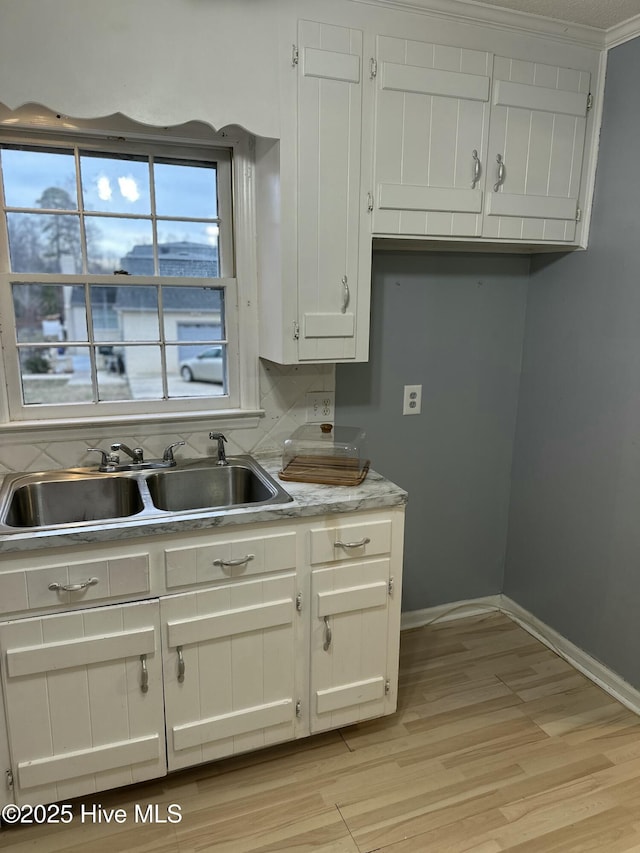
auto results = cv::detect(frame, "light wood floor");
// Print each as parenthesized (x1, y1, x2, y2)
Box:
(4, 612, 640, 852)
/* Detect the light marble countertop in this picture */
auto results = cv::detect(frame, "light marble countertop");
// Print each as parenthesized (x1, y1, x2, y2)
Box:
(0, 454, 407, 555)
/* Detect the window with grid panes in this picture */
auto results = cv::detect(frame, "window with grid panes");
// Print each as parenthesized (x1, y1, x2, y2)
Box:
(0, 132, 252, 424)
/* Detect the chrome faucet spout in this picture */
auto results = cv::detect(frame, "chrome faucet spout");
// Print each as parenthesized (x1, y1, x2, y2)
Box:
(110, 443, 144, 463)
(209, 432, 228, 465)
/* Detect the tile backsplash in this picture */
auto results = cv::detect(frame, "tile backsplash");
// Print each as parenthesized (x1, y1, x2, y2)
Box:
(0, 362, 334, 474)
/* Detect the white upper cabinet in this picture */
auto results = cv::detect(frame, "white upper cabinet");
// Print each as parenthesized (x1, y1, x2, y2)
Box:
(371, 36, 593, 246)
(296, 20, 366, 361)
(483, 56, 590, 242)
(373, 36, 491, 238)
(254, 2, 602, 364)
(256, 17, 372, 365)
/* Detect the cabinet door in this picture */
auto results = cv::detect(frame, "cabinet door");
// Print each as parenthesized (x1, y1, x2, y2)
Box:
(296, 20, 364, 361)
(373, 36, 491, 238)
(483, 56, 590, 242)
(0, 600, 165, 806)
(310, 558, 392, 733)
(162, 575, 297, 771)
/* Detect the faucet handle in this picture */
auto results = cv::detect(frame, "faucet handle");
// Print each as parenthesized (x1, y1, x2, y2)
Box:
(87, 447, 120, 469)
(87, 447, 108, 467)
(162, 440, 185, 464)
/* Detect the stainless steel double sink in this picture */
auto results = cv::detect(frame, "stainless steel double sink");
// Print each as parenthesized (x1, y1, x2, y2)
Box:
(0, 457, 293, 533)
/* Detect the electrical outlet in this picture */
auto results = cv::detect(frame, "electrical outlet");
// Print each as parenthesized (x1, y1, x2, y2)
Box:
(403, 384, 422, 415)
(306, 391, 335, 423)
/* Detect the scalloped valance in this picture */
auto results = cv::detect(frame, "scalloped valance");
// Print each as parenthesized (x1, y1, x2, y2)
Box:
(0, 0, 281, 140)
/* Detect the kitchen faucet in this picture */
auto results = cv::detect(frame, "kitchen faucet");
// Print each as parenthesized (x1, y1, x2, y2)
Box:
(87, 440, 185, 472)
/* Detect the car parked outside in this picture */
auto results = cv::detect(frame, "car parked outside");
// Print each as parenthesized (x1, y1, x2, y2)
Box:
(179, 347, 224, 383)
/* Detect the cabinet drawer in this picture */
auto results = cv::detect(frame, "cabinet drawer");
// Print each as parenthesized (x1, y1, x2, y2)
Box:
(164, 531, 296, 588)
(309, 519, 391, 565)
(0, 553, 150, 615)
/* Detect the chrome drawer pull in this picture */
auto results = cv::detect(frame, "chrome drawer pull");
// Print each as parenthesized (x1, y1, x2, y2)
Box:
(177, 646, 185, 683)
(323, 616, 332, 651)
(334, 537, 370, 549)
(212, 555, 255, 569)
(48, 577, 99, 593)
(140, 654, 149, 693)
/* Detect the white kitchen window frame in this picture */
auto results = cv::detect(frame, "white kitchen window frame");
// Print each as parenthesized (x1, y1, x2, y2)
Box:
(0, 126, 260, 432)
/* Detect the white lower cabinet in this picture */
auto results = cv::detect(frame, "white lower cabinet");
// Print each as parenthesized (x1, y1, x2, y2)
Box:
(161, 574, 297, 771)
(0, 600, 165, 807)
(0, 508, 405, 807)
(307, 512, 403, 733)
(310, 558, 393, 732)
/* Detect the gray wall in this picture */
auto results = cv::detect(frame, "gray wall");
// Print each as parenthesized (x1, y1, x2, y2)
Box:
(504, 37, 640, 687)
(336, 251, 528, 611)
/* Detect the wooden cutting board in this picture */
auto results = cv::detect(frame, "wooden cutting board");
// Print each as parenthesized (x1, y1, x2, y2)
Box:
(279, 454, 370, 486)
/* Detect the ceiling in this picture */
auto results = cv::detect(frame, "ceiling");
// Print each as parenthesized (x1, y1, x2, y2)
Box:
(463, 0, 640, 30)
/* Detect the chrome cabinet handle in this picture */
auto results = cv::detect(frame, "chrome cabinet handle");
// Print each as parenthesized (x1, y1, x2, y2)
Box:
(493, 154, 505, 192)
(140, 654, 149, 693)
(48, 577, 99, 593)
(323, 616, 332, 651)
(471, 149, 481, 188)
(177, 646, 185, 683)
(212, 554, 255, 569)
(341, 276, 350, 314)
(334, 537, 371, 549)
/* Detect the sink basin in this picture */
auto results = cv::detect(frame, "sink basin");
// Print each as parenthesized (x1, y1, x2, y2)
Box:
(145, 460, 291, 512)
(0, 456, 292, 533)
(3, 475, 144, 528)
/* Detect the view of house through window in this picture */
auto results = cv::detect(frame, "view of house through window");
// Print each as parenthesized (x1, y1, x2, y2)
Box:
(0, 139, 236, 415)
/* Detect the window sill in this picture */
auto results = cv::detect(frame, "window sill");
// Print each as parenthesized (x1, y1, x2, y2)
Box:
(0, 408, 264, 442)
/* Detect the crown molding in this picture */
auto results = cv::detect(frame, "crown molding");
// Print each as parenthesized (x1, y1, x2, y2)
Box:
(605, 14, 640, 49)
(349, 0, 605, 48)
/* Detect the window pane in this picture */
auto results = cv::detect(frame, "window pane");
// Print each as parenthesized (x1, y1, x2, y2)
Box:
(96, 345, 130, 401)
(20, 346, 94, 405)
(12, 282, 87, 343)
(156, 222, 219, 277)
(7, 212, 82, 273)
(103, 284, 159, 341)
(154, 160, 217, 218)
(161, 286, 223, 342)
(80, 152, 151, 215)
(86, 216, 153, 273)
(1, 146, 77, 209)
(103, 345, 163, 400)
(169, 344, 227, 398)
(67, 285, 90, 341)
(87, 285, 118, 340)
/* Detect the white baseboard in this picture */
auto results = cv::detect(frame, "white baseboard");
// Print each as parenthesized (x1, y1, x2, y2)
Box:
(500, 596, 640, 717)
(401, 594, 640, 717)
(400, 595, 503, 630)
